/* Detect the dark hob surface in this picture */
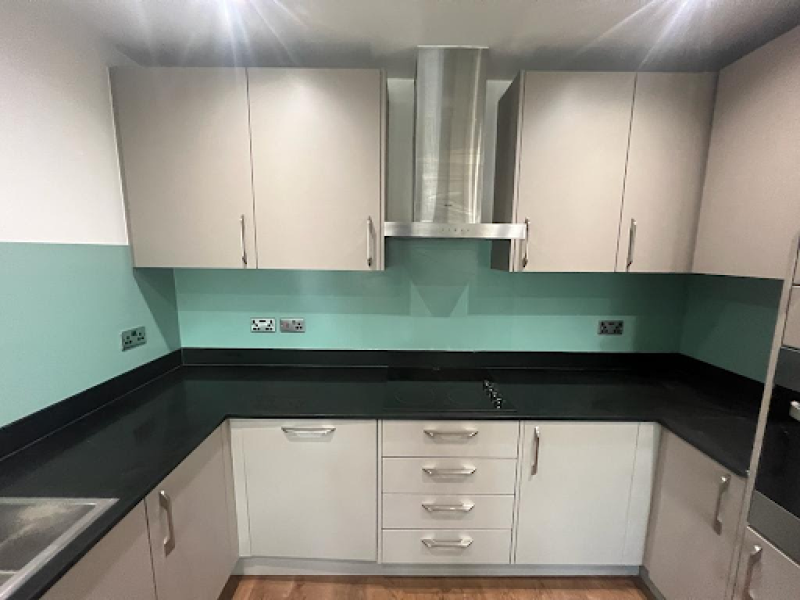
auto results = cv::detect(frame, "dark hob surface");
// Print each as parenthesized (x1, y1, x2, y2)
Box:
(384, 368, 515, 412)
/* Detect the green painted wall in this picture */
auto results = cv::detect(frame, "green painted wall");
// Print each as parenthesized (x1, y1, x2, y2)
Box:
(680, 275, 782, 381)
(0, 242, 180, 427)
(176, 240, 689, 352)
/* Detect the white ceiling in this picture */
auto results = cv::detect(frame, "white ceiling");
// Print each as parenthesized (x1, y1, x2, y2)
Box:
(60, 0, 800, 76)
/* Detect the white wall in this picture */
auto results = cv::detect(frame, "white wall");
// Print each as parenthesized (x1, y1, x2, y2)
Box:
(0, 2, 133, 245)
(693, 25, 800, 279)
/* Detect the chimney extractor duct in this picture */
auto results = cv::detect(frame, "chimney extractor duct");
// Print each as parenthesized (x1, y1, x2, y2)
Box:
(414, 46, 486, 224)
(384, 46, 526, 240)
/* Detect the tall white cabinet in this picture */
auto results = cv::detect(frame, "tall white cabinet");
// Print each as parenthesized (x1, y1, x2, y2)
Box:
(617, 72, 716, 273)
(692, 27, 800, 279)
(112, 68, 256, 269)
(249, 69, 386, 271)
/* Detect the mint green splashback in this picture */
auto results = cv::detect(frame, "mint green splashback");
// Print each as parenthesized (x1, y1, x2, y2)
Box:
(0, 242, 180, 427)
(176, 240, 688, 352)
(680, 275, 781, 381)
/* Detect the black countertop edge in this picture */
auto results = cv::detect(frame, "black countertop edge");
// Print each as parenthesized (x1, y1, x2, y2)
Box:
(0, 350, 181, 461)
(182, 347, 682, 370)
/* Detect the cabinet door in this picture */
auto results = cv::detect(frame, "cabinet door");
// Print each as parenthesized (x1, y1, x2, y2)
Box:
(249, 69, 385, 271)
(692, 28, 800, 279)
(735, 527, 800, 599)
(112, 68, 256, 268)
(514, 72, 635, 272)
(240, 420, 377, 561)
(145, 429, 233, 600)
(644, 431, 746, 600)
(617, 73, 716, 273)
(515, 422, 642, 565)
(42, 503, 156, 600)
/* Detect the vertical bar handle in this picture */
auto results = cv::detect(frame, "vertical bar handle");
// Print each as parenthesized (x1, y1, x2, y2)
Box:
(239, 214, 248, 267)
(521, 218, 530, 270)
(367, 216, 374, 268)
(713, 474, 731, 534)
(531, 426, 541, 476)
(626, 218, 637, 271)
(159, 490, 176, 555)
(742, 544, 762, 600)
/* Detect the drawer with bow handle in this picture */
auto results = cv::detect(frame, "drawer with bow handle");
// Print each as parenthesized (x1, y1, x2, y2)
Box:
(382, 421, 519, 458)
(383, 494, 514, 529)
(382, 458, 517, 494)
(382, 529, 512, 564)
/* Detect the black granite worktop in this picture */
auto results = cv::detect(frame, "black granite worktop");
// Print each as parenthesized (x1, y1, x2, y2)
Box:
(0, 351, 763, 600)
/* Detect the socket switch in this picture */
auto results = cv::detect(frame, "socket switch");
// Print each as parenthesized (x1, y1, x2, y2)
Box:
(280, 318, 306, 333)
(251, 318, 276, 333)
(598, 320, 624, 335)
(121, 326, 146, 351)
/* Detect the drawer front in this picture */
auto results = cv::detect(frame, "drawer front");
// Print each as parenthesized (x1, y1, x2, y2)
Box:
(382, 529, 512, 564)
(383, 458, 517, 494)
(382, 421, 519, 458)
(383, 494, 514, 530)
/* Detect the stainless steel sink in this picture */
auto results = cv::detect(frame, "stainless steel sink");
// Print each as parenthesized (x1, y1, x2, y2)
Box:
(0, 498, 116, 599)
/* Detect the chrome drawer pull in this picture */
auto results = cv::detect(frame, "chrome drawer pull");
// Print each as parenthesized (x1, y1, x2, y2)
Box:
(743, 544, 762, 600)
(713, 474, 731, 534)
(423, 430, 479, 439)
(159, 490, 176, 555)
(421, 537, 473, 549)
(422, 502, 475, 513)
(422, 467, 477, 477)
(281, 426, 336, 437)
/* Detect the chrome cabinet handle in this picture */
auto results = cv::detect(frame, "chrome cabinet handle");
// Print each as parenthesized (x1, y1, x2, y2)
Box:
(531, 426, 541, 476)
(521, 218, 530, 270)
(239, 214, 248, 267)
(367, 216, 374, 268)
(626, 218, 637, 272)
(713, 474, 731, 534)
(159, 490, 176, 555)
(742, 544, 762, 600)
(281, 426, 336, 437)
(421, 537, 473, 549)
(422, 502, 475, 513)
(424, 430, 479, 439)
(422, 466, 477, 477)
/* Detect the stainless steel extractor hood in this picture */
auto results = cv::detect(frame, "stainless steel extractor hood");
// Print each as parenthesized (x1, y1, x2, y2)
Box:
(384, 46, 525, 240)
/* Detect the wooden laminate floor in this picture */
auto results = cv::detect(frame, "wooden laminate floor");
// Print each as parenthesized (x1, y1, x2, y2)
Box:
(219, 576, 651, 599)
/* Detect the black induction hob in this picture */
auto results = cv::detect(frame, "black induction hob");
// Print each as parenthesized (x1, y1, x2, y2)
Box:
(383, 368, 516, 413)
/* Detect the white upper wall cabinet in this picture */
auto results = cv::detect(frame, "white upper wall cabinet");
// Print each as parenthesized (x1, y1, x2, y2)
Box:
(492, 72, 636, 272)
(617, 73, 717, 273)
(248, 68, 386, 271)
(112, 68, 256, 268)
(693, 26, 800, 279)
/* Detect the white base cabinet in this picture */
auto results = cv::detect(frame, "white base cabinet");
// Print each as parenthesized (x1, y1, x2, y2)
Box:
(515, 422, 656, 566)
(643, 430, 746, 600)
(145, 428, 234, 600)
(42, 503, 157, 600)
(233, 420, 378, 562)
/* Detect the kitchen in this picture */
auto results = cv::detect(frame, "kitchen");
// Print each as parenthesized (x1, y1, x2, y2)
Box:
(1, 1, 799, 599)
